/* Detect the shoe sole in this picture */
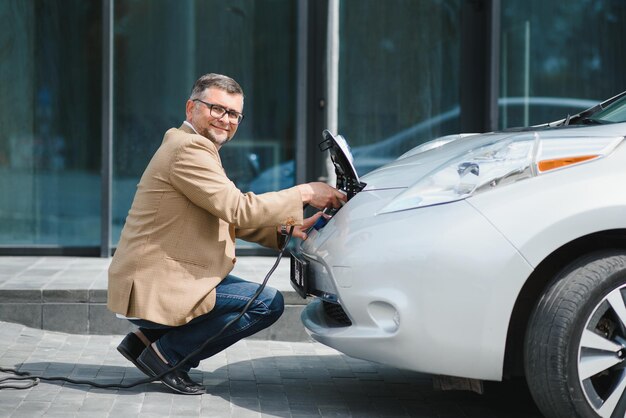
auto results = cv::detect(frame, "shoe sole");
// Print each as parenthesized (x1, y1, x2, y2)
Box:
(137, 358, 204, 395)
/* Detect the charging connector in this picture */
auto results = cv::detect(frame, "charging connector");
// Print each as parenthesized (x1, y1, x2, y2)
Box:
(313, 207, 338, 230)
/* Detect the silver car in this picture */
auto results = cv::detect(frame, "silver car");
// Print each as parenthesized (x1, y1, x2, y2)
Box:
(291, 91, 626, 418)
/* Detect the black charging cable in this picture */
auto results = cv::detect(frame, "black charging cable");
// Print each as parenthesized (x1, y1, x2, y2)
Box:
(0, 226, 295, 391)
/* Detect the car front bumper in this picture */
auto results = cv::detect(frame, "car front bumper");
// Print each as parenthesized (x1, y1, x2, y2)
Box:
(297, 188, 533, 381)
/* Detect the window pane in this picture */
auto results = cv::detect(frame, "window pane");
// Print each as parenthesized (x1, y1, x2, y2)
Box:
(500, 1, 626, 128)
(112, 0, 297, 247)
(0, 1, 101, 246)
(338, 0, 461, 175)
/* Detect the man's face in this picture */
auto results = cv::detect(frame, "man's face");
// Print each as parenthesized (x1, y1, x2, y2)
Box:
(186, 87, 244, 149)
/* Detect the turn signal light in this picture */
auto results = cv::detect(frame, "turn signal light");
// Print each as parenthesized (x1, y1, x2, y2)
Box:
(537, 155, 598, 172)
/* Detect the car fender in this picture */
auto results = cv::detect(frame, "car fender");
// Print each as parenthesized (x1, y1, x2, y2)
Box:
(468, 145, 626, 269)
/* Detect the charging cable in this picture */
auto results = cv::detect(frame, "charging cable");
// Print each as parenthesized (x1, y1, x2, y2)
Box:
(0, 226, 294, 391)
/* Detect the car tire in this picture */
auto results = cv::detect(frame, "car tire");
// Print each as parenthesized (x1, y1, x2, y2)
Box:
(525, 251, 626, 418)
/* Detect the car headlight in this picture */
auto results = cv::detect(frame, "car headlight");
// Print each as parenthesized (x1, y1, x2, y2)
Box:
(379, 132, 623, 214)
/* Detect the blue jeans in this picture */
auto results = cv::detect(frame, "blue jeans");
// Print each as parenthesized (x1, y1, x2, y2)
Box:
(129, 275, 284, 372)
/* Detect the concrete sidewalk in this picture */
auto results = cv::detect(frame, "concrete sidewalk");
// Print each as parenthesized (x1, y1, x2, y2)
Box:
(0, 256, 308, 341)
(0, 321, 543, 418)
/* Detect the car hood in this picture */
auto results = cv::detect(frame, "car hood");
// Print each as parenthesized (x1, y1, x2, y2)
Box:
(360, 131, 517, 190)
(358, 124, 626, 190)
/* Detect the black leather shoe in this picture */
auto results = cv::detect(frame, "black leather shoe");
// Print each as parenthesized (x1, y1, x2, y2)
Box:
(137, 345, 204, 395)
(117, 332, 151, 376)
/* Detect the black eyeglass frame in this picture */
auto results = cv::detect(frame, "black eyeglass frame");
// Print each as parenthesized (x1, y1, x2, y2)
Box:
(193, 99, 244, 124)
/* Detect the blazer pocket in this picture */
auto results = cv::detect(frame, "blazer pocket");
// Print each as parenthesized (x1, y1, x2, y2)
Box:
(164, 255, 208, 268)
(163, 203, 219, 268)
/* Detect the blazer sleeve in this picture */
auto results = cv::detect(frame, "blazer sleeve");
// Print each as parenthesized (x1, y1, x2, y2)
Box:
(235, 226, 283, 250)
(169, 136, 303, 228)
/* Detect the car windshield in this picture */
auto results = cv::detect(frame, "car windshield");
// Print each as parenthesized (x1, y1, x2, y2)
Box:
(589, 94, 626, 123)
(571, 93, 626, 125)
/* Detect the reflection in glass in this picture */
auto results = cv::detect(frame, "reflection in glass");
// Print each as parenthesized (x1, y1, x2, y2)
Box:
(500, 1, 626, 129)
(337, 0, 461, 176)
(112, 0, 297, 247)
(0, 1, 101, 246)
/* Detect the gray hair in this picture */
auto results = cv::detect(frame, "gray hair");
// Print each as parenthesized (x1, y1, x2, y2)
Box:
(189, 73, 244, 100)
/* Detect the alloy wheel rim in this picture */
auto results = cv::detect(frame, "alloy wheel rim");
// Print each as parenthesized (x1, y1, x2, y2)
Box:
(578, 284, 626, 418)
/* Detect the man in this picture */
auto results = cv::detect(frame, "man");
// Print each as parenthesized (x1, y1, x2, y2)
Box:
(108, 73, 345, 394)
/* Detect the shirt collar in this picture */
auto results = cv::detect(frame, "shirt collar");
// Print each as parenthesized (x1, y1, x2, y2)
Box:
(183, 120, 199, 135)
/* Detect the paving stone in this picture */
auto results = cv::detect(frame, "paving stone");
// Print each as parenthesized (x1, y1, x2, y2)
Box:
(11, 401, 50, 416)
(42, 289, 89, 303)
(88, 305, 134, 335)
(88, 289, 108, 304)
(0, 290, 41, 303)
(42, 304, 88, 334)
(0, 303, 42, 329)
(78, 397, 114, 412)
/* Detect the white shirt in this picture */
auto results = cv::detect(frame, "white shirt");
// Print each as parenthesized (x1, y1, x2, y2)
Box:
(183, 120, 200, 135)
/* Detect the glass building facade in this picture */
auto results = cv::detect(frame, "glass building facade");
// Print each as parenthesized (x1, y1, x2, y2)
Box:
(1, 0, 625, 256)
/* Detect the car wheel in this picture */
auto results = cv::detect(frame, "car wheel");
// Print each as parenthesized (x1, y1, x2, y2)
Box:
(525, 251, 626, 418)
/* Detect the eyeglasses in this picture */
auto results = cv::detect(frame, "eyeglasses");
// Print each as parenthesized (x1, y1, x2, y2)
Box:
(193, 99, 244, 124)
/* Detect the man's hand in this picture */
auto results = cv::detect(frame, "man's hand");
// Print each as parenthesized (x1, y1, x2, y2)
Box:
(279, 211, 329, 241)
(297, 182, 347, 210)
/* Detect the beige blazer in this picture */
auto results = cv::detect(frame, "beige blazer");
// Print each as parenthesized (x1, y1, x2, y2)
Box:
(107, 124, 303, 326)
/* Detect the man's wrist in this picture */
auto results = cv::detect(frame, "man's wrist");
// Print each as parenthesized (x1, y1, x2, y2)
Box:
(296, 184, 312, 205)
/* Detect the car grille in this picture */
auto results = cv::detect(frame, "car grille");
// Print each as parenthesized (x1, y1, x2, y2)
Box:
(322, 301, 352, 327)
